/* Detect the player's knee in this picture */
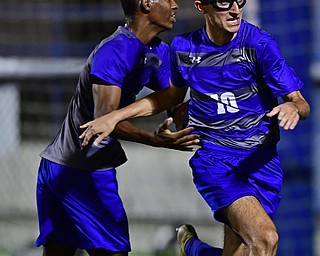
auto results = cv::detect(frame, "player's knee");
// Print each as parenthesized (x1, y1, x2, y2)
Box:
(264, 228, 278, 249)
(252, 228, 278, 254)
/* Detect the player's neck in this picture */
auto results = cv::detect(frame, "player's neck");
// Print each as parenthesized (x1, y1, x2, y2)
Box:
(205, 23, 237, 46)
(126, 20, 162, 46)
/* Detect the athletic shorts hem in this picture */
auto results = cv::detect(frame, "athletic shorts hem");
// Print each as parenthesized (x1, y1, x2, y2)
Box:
(34, 238, 131, 252)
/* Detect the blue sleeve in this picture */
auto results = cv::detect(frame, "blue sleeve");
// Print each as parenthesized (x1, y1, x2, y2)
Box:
(146, 43, 170, 91)
(170, 37, 189, 88)
(90, 40, 132, 88)
(257, 34, 304, 97)
(156, 44, 170, 89)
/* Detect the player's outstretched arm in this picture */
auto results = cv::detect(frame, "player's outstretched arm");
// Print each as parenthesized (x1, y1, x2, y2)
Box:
(80, 115, 200, 151)
(266, 90, 310, 130)
(115, 117, 200, 151)
(80, 84, 188, 146)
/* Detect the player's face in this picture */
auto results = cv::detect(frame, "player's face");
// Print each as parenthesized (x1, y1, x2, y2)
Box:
(196, 0, 244, 38)
(148, 0, 179, 31)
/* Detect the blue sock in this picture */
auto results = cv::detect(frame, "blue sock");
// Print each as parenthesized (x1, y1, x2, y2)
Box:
(184, 237, 223, 256)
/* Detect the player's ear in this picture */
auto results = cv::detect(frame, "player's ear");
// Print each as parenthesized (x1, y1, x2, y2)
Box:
(141, 0, 152, 12)
(194, 1, 206, 14)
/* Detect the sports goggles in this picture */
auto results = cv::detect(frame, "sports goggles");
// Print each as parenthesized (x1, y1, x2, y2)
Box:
(203, 0, 246, 11)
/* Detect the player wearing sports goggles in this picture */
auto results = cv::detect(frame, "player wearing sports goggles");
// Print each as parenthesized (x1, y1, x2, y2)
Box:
(202, 0, 246, 11)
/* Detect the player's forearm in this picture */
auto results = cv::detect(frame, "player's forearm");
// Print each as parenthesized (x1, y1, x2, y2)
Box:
(287, 91, 310, 120)
(112, 120, 157, 146)
(113, 88, 179, 123)
(282, 90, 310, 121)
(115, 97, 161, 122)
(293, 99, 310, 120)
(79, 85, 186, 147)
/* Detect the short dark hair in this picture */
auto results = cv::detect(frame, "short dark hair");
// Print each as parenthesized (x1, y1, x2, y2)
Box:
(120, 0, 139, 20)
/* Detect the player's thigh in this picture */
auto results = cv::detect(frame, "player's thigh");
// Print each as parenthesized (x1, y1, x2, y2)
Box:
(222, 195, 277, 244)
(43, 242, 77, 256)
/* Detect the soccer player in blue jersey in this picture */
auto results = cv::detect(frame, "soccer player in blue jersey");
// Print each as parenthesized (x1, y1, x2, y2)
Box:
(79, 0, 310, 255)
(34, 1, 201, 256)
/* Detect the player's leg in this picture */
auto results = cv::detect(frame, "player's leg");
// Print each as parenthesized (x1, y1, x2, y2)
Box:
(221, 196, 278, 256)
(43, 243, 77, 256)
(220, 148, 283, 255)
(176, 224, 222, 256)
(188, 144, 281, 256)
(35, 159, 131, 254)
(176, 197, 278, 256)
(175, 223, 247, 256)
(35, 159, 80, 256)
(222, 225, 248, 256)
(86, 249, 128, 256)
(63, 167, 131, 254)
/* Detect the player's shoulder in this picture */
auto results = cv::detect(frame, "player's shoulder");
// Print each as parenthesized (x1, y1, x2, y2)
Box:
(174, 27, 202, 41)
(241, 21, 275, 46)
(171, 28, 203, 49)
(242, 21, 273, 43)
(96, 26, 142, 55)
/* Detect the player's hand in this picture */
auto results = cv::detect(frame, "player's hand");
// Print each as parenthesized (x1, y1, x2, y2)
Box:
(266, 102, 300, 130)
(153, 117, 200, 151)
(79, 113, 118, 146)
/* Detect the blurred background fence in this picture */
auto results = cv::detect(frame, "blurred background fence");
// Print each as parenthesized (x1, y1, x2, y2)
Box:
(0, 0, 319, 255)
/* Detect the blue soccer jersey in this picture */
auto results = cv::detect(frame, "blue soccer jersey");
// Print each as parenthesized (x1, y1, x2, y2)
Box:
(91, 26, 170, 108)
(40, 26, 170, 170)
(171, 21, 303, 149)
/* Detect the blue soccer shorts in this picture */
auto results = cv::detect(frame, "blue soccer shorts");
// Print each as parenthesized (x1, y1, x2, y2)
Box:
(35, 158, 131, 252)
(189, 142, 284, 222)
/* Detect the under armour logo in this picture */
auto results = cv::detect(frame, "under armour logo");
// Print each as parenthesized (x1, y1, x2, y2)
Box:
(190, 56, 202, 64)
